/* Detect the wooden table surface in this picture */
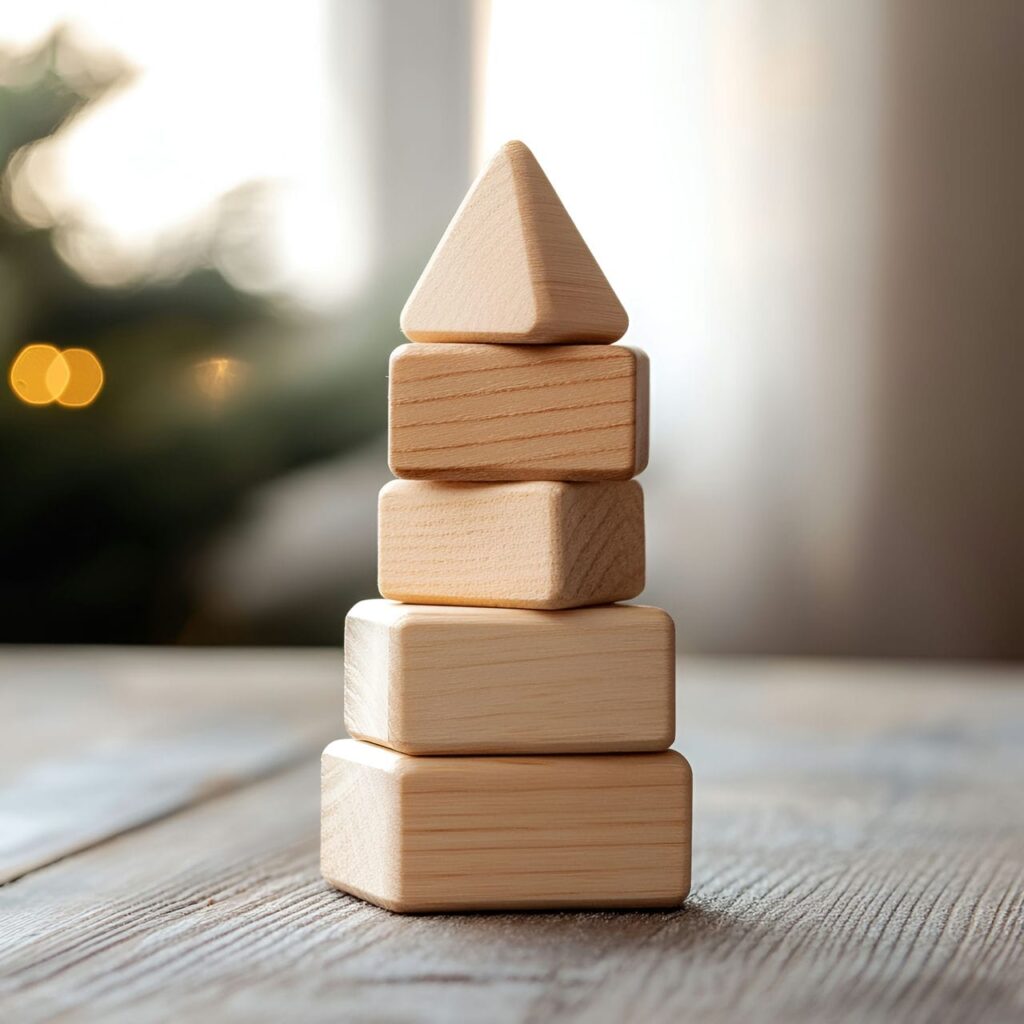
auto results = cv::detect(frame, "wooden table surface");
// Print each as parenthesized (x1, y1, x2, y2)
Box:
(2, 649, 1022, 1023)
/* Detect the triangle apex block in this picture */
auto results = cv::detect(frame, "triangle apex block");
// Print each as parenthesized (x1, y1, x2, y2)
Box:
(401, 140, 628, 344)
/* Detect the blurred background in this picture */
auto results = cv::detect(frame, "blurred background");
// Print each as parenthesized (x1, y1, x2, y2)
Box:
(0, 0, 1020, 658)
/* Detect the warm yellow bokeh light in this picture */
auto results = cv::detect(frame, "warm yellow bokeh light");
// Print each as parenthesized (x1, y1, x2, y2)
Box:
(8, 344, 104, 408)
(56, 348, 105, 407)
(9, 344, 65, 405)
(193, 356, 245, 402)
(45, 350, 72, 400)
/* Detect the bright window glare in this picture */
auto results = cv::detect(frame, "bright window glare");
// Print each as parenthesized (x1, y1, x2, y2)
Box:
(0, 0, 365, 307)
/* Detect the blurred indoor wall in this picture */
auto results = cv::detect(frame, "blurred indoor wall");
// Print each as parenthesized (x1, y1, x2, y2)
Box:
(481, 0, 1023, 658)
(861, 0, 1023, 657)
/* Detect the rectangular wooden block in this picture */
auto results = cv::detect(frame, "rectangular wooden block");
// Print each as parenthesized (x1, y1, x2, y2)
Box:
(345, 600, 675, 755)
(388, 343, 649, 481)
(321, 739, 692, 912)
(377, 479, 645, 609)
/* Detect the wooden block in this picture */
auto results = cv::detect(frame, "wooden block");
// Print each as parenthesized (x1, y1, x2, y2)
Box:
(400, 140, 628, 344)
(345, 600, 674, 755)
(377, 479, 644, 609)
(321, 739, 692, 912)
(388, 343, 649, 481)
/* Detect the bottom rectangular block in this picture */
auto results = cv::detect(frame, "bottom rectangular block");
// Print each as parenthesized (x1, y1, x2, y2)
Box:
(321, 739, 692, 912)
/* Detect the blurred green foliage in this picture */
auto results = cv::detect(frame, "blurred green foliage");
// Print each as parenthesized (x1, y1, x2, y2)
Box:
(0, 34, 391, 643)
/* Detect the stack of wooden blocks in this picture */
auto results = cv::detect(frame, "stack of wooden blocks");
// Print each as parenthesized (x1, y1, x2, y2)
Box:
(321, 141, 693, 913)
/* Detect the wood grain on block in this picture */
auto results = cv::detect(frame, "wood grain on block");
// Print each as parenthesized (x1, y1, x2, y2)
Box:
(377, 479, 644, 609)
(321, 739, 691, 912)
(345, 600, 674, 755)
(400, 141, 627, 344)
(388, 343, 649, 481)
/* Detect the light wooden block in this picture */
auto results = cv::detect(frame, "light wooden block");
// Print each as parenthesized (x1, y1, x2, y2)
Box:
(377, 479, 644, 609)
(388, 343, 649, 481)
(400, 141, 628, 344)
(345, 600, 674, 755)
(321, 739, 692, 912)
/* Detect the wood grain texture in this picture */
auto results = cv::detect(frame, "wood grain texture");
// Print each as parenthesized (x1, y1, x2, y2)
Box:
(321, 739, 691, 913)
(344, 599, 674, 754)
(2, 654, 1023, 1024)
(388, 343, 649, 481)
(0, 647, 339, 883)
(400, 140, 628, 344)
(377, 479, 645, 609)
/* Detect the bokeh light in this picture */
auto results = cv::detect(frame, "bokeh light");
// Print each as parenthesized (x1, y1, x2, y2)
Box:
(55, 348, 104, 406)
(193, 356, 246, 402)
(9, 344, 65, 404)
(8, 343, 104, 407)
(45, 349, 72, 399)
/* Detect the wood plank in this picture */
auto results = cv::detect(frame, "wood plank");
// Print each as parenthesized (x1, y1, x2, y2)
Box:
(321, 740, 691, 912)
(388, 343, 648, 481)
(1, 658, 1022, 1023)
(0, 647, 340, 882)
(378, 479, 645, 609)
(344, 600, 674, 754)
(401, 140, 627, 344)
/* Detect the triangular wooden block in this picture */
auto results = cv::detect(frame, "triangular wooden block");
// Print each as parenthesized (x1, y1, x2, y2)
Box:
(400, 141, 628, 344)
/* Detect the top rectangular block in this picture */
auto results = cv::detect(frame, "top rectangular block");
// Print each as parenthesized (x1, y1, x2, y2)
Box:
(388, 343, 648, 481)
